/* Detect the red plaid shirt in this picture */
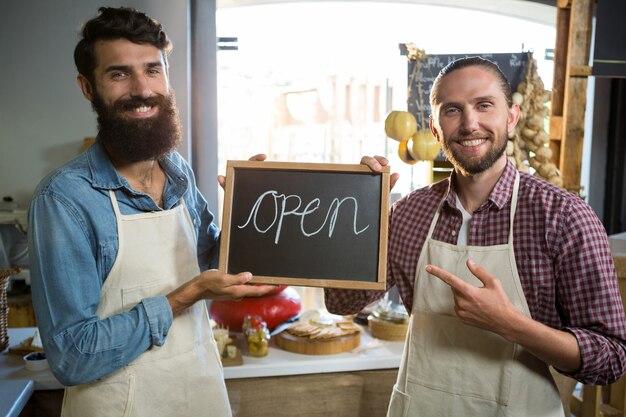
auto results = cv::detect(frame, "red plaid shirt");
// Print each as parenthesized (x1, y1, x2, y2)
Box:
(325, 161, 626, 385)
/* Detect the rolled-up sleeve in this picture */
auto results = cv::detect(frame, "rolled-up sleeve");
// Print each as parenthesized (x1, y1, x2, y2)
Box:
(141, 296, 173, 346)
(555, 199, 626, 385)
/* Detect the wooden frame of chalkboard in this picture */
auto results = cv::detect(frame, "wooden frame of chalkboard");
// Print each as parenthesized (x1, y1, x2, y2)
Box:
(219, 160, 389, 290)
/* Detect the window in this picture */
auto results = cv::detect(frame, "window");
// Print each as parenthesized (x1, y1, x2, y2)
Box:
(216, 2, 556, 311)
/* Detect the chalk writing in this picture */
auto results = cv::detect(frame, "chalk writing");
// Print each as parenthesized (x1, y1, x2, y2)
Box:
(237, 190, 370, 244)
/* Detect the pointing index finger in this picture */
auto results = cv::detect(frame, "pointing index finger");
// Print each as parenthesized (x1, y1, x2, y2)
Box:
(425, 264, 472, 292)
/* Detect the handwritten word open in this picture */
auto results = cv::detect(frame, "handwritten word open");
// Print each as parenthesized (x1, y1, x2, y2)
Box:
(238, 190, 370, 244)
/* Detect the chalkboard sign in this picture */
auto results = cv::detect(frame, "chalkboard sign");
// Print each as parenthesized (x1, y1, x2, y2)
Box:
(219, 161, 389, 290)
(407, 52, 530, 129)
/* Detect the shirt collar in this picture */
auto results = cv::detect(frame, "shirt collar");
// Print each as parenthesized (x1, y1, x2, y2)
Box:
(443, 159, 518, 211)
(488, 160, 518, 210)
(87, 140, 126, 190)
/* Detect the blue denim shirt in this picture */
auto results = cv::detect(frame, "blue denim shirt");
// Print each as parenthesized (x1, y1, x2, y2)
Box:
(28, 141, 219, 386)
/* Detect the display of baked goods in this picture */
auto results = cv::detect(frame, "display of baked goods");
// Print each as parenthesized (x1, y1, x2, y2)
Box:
(276, 313, 362, 355)
(8, 328, 44, 356)
(285, 319, 360, 340)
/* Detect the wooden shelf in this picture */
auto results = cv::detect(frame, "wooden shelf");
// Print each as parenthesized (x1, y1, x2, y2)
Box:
(549, 0, 594, 195)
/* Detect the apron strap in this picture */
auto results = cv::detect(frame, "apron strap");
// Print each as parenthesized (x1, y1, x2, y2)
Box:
(108, 190, 122, 217)
(507, 172, 520, 246)
(426, 201, 444, 240)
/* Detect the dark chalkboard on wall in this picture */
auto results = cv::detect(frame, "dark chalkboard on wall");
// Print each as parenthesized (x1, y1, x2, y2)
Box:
(406, 52, 530, 129)
(219, 161, 389, 290)
(592, 0, 626, 77)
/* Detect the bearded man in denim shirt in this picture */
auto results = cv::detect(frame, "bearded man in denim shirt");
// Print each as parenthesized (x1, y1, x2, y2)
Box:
(27, 7, 274, 417)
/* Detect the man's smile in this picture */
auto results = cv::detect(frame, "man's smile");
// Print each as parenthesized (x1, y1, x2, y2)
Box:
(125, 104, 157, 118)
(458, 138, 488, 148)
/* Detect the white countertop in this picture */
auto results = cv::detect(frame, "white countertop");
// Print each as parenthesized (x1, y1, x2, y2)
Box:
(223, 328, 403, 379)
(610, 231, 626, 255)
(0, 379, 33, 417)
(1, 328, 60, 390)
(1, 327, 403, 390)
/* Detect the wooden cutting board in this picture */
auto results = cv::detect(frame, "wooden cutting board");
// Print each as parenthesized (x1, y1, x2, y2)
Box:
(275, 331, 360, 355)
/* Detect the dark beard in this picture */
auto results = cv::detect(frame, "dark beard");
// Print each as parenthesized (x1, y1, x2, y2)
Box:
(442, 128, 508, 176)
(91, 92, 182, 163)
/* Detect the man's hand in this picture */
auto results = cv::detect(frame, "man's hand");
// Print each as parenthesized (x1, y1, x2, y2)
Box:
(217, 153, 267, 189)
(425, 259, 523, 337)
(425, 259, 582, 372)
(360, 155, 399, 190)
(167, 269, 277, 316)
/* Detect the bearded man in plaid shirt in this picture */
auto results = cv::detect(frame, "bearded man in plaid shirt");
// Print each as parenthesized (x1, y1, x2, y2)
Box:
(326, 57, 626, 417)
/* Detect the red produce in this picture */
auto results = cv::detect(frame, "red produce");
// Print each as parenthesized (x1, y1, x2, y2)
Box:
(262, 284, 288, 296)
(209, 286, 301, 332)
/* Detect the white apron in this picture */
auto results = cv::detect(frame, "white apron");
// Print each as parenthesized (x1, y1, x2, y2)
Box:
(387, 173, 565, 417)
(61, 191, 231, 417)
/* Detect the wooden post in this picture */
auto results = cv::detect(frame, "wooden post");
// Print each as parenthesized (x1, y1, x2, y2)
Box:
(549, 4, 569, 164)
(561, 0, 594, 194)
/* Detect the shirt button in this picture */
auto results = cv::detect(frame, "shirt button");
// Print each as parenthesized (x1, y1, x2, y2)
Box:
(451, 230, 457, 236)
